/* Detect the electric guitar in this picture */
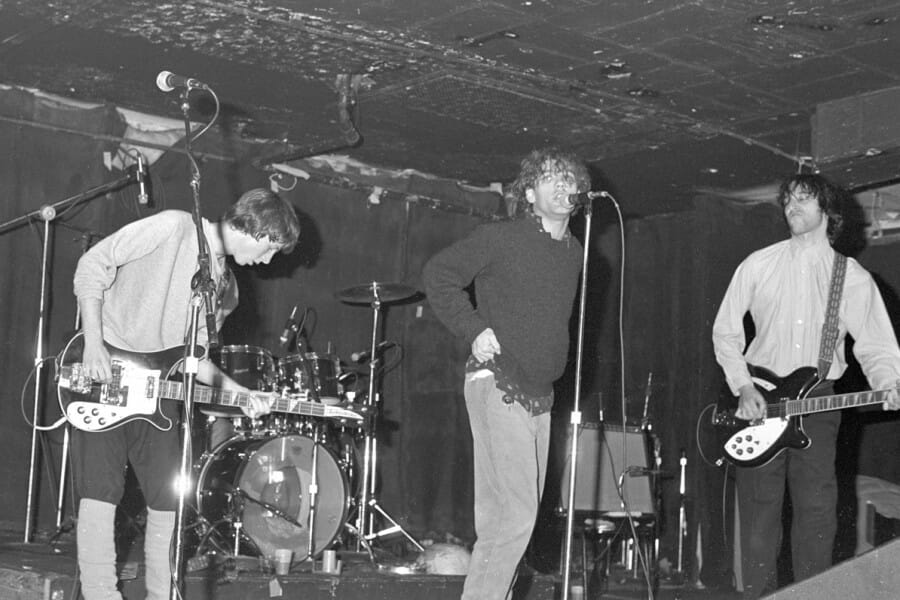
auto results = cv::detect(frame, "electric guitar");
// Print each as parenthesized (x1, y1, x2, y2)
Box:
(56, 332, 362, 432)
(706, 364, 897, 468)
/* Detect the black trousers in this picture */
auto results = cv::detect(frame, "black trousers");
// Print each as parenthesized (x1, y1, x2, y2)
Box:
(735, 382, 840, 598)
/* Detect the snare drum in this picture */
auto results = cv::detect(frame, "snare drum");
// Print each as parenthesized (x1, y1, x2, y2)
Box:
(278, 353, 342, 404)
(210, 345, 276, 391)
(195, 434, 350, 561)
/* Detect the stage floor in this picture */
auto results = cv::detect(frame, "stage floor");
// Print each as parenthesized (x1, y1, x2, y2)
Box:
(0, 522, 741, 600)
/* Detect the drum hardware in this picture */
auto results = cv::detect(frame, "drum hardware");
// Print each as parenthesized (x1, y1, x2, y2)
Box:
(336, 281, 424, 556)
(193, 433, 350, 564)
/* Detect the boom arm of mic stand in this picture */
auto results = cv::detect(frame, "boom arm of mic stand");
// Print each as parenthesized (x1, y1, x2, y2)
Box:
(0, 173, 135, 234)
(561, 203, 594, 600)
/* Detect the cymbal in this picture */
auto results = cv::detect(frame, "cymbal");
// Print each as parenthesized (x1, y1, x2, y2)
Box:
(336, 281, 418, 304)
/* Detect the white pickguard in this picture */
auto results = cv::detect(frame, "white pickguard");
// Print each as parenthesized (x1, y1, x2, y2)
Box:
(722, 418, 789, 463)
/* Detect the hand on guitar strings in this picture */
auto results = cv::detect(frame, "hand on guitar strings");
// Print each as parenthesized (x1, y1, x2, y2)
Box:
(735, 383, 767, 421)
(883, 381, 900, 411)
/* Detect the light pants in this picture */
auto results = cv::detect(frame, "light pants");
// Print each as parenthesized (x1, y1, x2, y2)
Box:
(461, 372, 551, 600)
(77, 498, 175, 600)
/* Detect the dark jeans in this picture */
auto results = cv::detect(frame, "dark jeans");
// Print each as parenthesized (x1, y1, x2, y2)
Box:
(735, 388, 841, 599)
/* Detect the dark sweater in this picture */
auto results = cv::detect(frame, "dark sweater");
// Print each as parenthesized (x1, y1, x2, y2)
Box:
(423, 214, 582, 401)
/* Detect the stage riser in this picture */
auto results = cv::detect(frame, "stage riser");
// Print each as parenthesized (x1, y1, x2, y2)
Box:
(0, 568, 563, 600)
(98, 573, 557, 600)
(761, 538, 900, 599)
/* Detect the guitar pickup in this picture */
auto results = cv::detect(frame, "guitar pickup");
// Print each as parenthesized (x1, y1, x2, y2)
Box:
(58, 364, 93, 394)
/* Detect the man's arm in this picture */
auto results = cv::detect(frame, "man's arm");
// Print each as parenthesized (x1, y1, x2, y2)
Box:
(422, 226, 492, 345)
(77, 297, 112, 383)
(712, 260, 764, 419)
(844, 269, 900, 410)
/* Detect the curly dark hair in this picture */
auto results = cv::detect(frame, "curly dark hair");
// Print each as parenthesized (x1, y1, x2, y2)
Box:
(222, 188, 301, 253)
(776, 173, 845, 243)
(507, 147, 591, 205)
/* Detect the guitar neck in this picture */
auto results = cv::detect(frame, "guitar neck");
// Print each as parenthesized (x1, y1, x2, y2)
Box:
(158, 380, 327, 417)
(782, 388, 893, 417)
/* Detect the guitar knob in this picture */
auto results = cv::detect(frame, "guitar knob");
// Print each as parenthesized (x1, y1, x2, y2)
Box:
(745, 434, 753, 441)
(735, 436, 743, 443)
(736, 449, 743, 455)
(76, 406, 86, 414)
(747, 447, 754, 454)
(91, 408, 100, 416)
(98, 418, 106, 426)
(83, 417, 92, 424)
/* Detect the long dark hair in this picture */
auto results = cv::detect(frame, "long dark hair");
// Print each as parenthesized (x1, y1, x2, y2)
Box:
(776, 173, 845, 243)
(507, 147, 591, 206)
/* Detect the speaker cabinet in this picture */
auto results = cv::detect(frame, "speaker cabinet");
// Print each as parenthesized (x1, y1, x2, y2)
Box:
(761, 538, 900, 599)
(559, 424, 654, 516)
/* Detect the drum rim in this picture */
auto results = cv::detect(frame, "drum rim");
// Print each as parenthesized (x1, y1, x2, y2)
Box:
(212, 344, 274, 357)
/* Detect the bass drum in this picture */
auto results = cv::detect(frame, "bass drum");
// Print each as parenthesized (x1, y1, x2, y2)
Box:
(195, 434, 350, 561)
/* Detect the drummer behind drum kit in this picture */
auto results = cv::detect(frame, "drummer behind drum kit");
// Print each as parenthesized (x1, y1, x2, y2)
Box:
(192, 281, 422, 569)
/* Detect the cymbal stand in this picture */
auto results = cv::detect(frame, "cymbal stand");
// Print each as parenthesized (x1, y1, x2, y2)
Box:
(354, 291, 422, 553)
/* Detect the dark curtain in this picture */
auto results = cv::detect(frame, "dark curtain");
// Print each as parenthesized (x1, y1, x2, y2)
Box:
(3, 89, 900, 585)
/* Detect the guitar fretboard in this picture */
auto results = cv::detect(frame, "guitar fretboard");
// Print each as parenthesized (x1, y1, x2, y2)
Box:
(157, 380, 336, 417)
(776, 388, 892, 418)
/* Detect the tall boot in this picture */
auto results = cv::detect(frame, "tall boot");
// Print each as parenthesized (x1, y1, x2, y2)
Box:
(144, 507, 175, 600)
(77, 498, 122, 600)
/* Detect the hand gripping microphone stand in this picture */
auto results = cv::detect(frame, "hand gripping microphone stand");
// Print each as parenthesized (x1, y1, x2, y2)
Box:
(168, 80, 221, 600)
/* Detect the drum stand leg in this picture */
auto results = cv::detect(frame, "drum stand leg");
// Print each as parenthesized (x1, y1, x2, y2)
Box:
(353, 294, 421, 555)
(365, 498, 423, 550)
(306, 425, 321, 561)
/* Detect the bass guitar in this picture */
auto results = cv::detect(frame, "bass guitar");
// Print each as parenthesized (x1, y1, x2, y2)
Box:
(56, 332, 362, 432)
(706, 364, 896, 468)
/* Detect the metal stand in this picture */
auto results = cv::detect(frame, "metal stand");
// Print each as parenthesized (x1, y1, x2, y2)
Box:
(0, 172, 136, 543)
(337, 282, 422, 555)
(676, 449, 688, 577)
(561, 202, 594, 600)
(170, 82, 221, 600)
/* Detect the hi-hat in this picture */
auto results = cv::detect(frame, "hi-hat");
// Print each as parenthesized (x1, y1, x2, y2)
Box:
(336, 281, 417, 304)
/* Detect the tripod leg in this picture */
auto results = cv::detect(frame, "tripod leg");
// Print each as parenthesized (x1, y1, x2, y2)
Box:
(366, 499, 424, 551)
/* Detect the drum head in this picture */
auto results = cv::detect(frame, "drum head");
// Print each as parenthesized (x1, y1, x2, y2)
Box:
(236, 435, 349, 560)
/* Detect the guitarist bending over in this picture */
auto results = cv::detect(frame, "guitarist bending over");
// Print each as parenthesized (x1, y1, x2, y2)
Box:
(72, 188, 300, 600)
(712, 173, 900, 598)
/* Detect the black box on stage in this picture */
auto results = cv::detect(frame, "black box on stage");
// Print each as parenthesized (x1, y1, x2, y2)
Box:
(559, 424, 654, 516)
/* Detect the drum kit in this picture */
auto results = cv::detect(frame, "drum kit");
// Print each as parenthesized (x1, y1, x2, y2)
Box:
(189, 281, 422, 567)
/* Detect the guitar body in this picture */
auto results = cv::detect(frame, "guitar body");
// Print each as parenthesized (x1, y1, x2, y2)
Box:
(711, 365, 821, 468)
(57, 333, 362, 433)
(57, 332, 186, 432)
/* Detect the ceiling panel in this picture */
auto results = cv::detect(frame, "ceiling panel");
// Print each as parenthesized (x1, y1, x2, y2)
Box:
(1, 0, 899, 216)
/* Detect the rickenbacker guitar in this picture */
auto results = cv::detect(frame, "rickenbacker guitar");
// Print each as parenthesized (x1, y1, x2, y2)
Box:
(707, 364, 896, 468)
(56, 332, 362, 433)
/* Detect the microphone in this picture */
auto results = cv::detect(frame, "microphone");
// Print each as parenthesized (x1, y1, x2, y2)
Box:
(278, 305, 299, 346)
(566, 190, 606, 207)
(135, 153, 149, 205)
(156, 70, 209, 92)
(350, 341, 394, 363)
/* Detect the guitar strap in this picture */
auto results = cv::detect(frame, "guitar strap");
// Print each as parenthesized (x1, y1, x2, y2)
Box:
(817, 252, 848, 379)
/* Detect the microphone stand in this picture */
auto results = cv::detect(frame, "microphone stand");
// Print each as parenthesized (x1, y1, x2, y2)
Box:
(170, 84, 219, 600)
(0, 172, 136, 543)
(561, 200, 594, 600)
